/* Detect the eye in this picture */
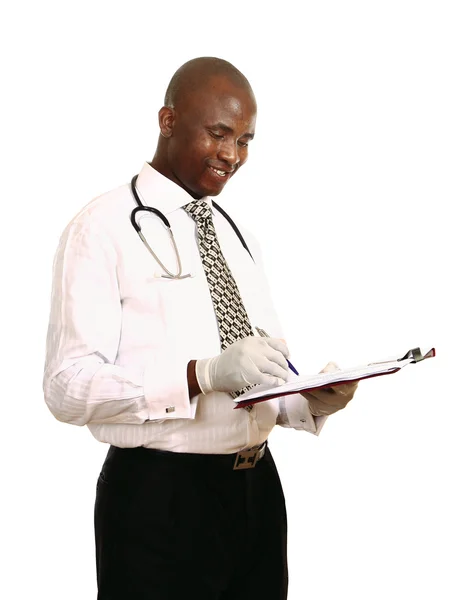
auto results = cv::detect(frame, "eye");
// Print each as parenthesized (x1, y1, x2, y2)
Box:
(238, 141, 249, 148)
(209, 131, 224, 140)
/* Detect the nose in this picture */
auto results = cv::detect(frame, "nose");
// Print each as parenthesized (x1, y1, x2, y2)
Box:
(217, 140, 240, 166)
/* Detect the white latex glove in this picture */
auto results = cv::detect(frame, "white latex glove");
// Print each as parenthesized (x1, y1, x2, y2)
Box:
(303, 361, 358, 416)
(195, 336, 290, 394)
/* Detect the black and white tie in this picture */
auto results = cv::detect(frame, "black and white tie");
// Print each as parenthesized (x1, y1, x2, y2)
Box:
(183, 200, 254, 398)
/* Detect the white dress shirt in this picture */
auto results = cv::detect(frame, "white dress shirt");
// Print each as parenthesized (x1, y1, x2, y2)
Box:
(43, 163, 326, 453)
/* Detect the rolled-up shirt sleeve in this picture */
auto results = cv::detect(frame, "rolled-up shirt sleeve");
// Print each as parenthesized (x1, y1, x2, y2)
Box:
(43, 219, 193, 427)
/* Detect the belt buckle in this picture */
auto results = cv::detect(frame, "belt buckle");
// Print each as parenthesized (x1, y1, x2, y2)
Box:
(233, 448, 260, 470)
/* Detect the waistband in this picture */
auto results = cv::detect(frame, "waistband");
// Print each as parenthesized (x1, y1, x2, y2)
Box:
(108, 441, 268, 471)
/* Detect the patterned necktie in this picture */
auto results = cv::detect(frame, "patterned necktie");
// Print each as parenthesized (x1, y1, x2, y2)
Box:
(183, 200, 254, 398)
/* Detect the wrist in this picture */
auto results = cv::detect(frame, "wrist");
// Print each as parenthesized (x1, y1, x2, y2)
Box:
(195, 357, 214, 394)
(187, 360, 202, 398)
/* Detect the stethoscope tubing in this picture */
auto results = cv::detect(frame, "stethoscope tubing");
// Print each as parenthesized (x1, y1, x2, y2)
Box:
(130, 176, 171, 230)
(129, 175, 189, 279)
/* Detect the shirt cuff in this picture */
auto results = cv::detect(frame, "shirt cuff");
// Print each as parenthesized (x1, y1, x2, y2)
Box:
(143, 354, 197, 421)
(278, 393, 328, 435)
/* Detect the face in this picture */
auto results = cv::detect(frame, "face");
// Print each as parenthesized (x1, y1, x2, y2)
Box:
(159, 77, 257, 199)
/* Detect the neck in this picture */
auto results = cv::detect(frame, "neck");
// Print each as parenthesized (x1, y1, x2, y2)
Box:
(149, 146, 171, 183)
(149, 151, 201, 200)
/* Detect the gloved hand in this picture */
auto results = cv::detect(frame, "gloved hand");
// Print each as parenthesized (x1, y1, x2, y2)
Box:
(302, 361, 358, 416)
(196, 336, 290, 394)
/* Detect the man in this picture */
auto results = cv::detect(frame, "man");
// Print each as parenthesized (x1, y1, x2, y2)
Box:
(44, 57, 357, 600)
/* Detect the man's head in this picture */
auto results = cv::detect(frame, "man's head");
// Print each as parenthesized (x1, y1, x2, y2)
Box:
(151, 57, 257, 199)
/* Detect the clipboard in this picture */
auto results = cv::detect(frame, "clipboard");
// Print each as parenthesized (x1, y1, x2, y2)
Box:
(233, 347, 436, 409)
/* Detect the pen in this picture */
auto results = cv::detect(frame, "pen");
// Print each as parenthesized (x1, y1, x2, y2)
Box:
(255, 327, 300, 376)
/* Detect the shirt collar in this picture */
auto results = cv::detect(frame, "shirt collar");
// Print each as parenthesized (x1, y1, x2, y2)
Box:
(134, 162, 212, 216)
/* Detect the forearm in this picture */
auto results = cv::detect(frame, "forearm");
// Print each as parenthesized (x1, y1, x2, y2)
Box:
(44, 357, 145, 426)
(44, 354, 193, 426)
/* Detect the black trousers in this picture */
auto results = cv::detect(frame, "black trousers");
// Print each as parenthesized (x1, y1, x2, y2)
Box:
(94, 444, 288, 600)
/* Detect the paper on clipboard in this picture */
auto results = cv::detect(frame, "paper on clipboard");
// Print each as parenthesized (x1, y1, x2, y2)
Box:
(233, 347, 436, 409)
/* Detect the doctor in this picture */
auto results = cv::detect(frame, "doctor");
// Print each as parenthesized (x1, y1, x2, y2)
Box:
(44, 56, 358, 600)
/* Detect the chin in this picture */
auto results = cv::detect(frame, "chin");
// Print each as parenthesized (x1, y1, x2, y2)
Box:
(193, 183, 226, 199)
(206, 187, 224, 197)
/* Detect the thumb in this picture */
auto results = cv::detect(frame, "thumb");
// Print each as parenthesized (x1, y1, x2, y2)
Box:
(320, 361, 340, 374)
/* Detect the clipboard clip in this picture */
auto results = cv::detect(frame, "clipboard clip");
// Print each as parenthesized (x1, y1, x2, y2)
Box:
(398, 347, 436, 363)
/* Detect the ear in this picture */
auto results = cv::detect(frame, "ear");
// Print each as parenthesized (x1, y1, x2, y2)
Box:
(158, 106, 175, 138)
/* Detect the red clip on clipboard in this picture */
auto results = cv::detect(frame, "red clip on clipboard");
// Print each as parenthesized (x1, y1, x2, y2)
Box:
(233, 347, 436, 409)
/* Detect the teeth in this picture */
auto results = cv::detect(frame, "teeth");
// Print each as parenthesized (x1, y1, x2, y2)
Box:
(211, 167, 227, 176)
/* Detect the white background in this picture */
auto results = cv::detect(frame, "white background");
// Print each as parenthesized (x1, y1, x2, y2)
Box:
(1, 1, 463, 598)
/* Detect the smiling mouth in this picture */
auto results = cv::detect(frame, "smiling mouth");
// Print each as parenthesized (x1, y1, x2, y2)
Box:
(208, 166, 233, 178)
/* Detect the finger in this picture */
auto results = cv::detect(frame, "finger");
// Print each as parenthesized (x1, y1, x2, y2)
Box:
(263, 337, 290, 359)
(253, 351, 289, 380)
(262, 346, 290, 372)
(310, 384, 356, 406)
(336, 380, 359, 399)
(319, 361, 340, 374)
(255, 372, 287, 388)
(260, 357, 289, 381)
(244, 357, 287, 386)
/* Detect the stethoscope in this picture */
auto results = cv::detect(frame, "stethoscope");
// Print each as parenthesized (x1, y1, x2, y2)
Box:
(130, 174, 254, 280)
(130, 175, 192, 279)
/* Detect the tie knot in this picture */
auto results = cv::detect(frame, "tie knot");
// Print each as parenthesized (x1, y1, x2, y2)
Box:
(183, 201, 211, 223)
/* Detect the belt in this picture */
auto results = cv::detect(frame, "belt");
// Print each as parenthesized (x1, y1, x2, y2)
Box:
(109, 442, 268, 471)
(232, 442, 267, 470)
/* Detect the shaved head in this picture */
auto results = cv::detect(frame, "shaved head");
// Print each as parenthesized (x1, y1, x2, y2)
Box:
(164, 57, 255, 108)
(151, 57, 257, 199)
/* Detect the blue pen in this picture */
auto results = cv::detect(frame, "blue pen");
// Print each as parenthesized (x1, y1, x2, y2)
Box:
(255, 327, 300, 376)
